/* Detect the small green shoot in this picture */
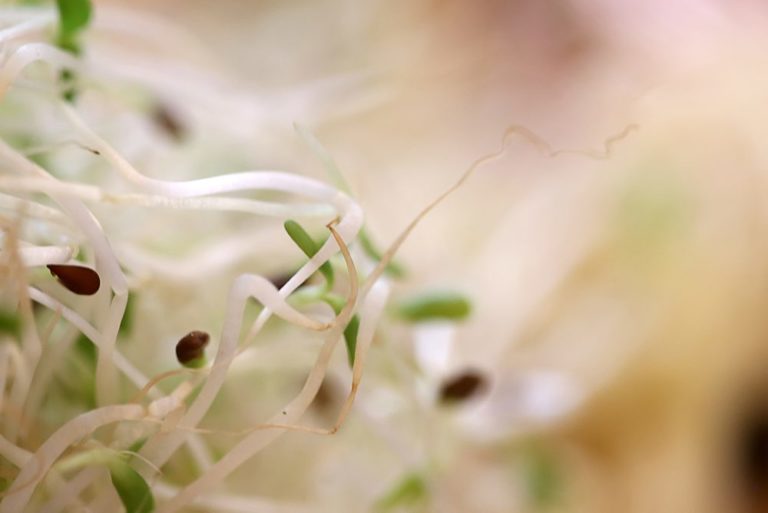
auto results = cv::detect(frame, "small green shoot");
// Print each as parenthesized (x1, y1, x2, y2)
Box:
(284, 220, 334, 287)
(343, 315, 359, 368)
(375, 472, 427, 511)
(396, 291, 471, 322)
(0, 309, 20, 338)
(522, 443, 563, 511)
(55, 447, 114, 474)
(108, 458, 155, 513)
(322, 294, 359, 368)
(359, 228, 406, 278)
(56, 0, 92, 54)
(55, 0, 93, 102)
(118, 293, 136, 336)
(74, 333, 96, 365)
(60, 334, 96, 408)
(127, 437, 148, 454)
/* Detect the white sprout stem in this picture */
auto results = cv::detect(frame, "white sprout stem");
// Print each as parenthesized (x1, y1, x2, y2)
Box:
(94, 290, 126, 407)
(63, 104, 338, 198)
(184, 430, 214, 472)
(0, 176, 102, 201)
(16, 244, 73, 267)
(0, 176, 337, 218)
(0, 12, 54, 45)
(0, 343, 25, 431)
(153, 482, 314, 513)
(0, 404, 145, 513)
(241, 207, 362, 347)
(20, 324, 78, 442)
(4, 231, 42, 444)
(0, 193, 72, 225)
(113, 224, 288, 282)
(0, 432, 31, 468)
(106, 193, 334, 218)
(331, 278, 390, 429)
(138, 273, 334, 470)
(0, 43, 81, 100)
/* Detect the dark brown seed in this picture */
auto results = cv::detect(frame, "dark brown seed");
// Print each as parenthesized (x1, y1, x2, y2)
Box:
(312, 376, 341, 416)
(267, 271, 295, 290)
(47, 264, 101, 295)
(175, 330, 210, 365)
(439, 370, 488, 404)
(152, 103, 185, 141)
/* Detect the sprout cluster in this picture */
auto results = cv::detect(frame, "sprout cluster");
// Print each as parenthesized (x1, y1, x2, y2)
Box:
(0, 2, 489, 512)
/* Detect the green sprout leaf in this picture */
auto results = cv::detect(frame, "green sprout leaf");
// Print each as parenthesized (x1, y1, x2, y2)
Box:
(396, 291, 471, 323)
(127, 437, 148, 454)
(343, 315, 359, 368)
(52, 448, 154, 512)
(321, 294, 359, 368)
(118, 293, 136, 336)
(56, 0, 92, 54)
(284, 220, 334, 287)
(522, 444, 563, 511)
(293, 125, 405, 278)
(0, 309, 20, 338)
(108, 458, 155, 513)
(375, 472, 427, 511)
(358, 229, 406, 278)
(55, 0, 93, 102)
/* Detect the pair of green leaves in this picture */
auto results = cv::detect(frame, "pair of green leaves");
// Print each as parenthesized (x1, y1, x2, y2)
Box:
(284, 220, 359, 367)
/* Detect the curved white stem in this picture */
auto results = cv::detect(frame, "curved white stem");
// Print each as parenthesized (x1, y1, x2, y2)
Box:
(37, 466, 103, 513)
(17, 244, 73, 267)
(0, 43, 81, 100)
(0, 13, 54, 45)
(0, 433, 31, 468)
(138, 272, 334, 470)
(0, 193, 71, 226)
(0, 176, 335, 218)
